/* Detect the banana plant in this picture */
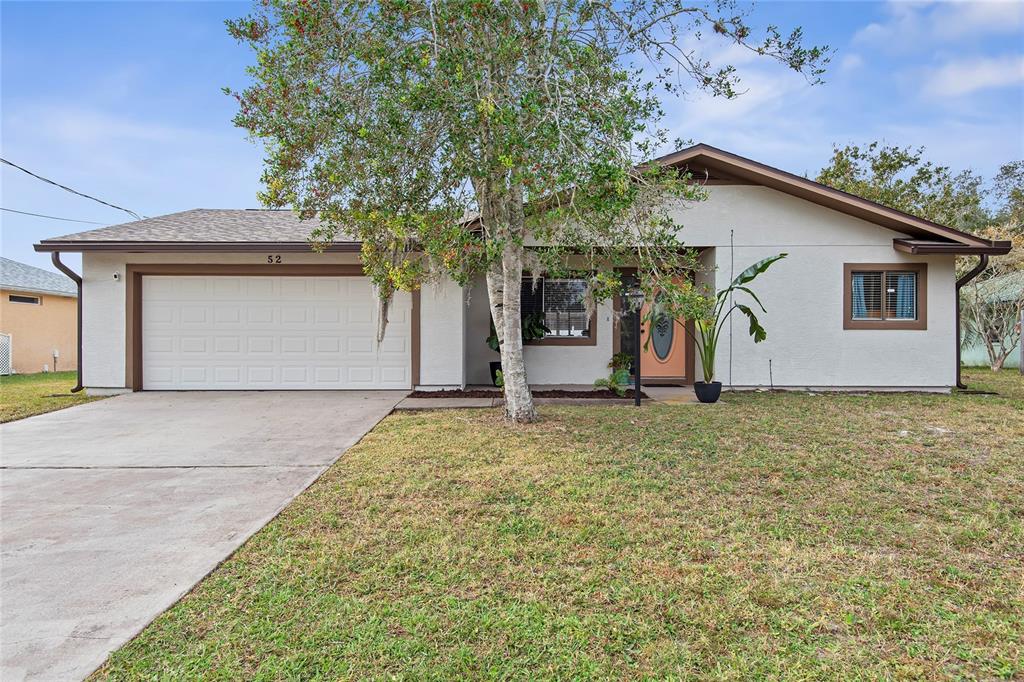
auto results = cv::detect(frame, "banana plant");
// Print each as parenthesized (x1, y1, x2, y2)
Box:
(689, 253, 787, 383)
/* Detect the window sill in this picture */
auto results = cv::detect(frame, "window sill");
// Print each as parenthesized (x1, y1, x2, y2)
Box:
(525, 335, 597, 347)
(844, 319, 927, 330)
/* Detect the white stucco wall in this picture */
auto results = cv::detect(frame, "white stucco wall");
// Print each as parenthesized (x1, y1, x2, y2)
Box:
(671, 185, 956, 389)
(464, 185, 957, 389)
(80, 251, 466, 390)
(417, 276, 466, 388)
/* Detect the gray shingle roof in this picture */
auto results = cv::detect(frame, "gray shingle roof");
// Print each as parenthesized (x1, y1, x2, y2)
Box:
(0, 257, 77, 297)
(41, 209, 341, 243)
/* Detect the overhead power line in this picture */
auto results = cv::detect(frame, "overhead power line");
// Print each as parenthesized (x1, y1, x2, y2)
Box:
(0, 157, 145, 221)
(1, 207, 106, 225)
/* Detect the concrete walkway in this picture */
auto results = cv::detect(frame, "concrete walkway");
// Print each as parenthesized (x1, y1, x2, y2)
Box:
(0, 391, 405, 681)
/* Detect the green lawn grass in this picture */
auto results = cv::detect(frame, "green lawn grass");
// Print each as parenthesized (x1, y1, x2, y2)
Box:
(0, 371, 102, 423)
(96, 370, 1023, 680)
(961, 366, 1024, 400)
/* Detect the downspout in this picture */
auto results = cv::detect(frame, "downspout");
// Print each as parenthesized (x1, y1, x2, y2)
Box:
(955, 254, 989, 390)
(50, 252, 84, 393)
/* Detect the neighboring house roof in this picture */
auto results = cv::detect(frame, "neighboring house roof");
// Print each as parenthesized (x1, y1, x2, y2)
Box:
(33, 144, 1011, 256)
(969, 270, 1024, 304)
(0, 257, 77, 297)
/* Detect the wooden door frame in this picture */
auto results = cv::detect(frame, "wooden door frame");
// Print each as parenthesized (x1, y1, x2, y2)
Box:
(124, 264, 420, 391)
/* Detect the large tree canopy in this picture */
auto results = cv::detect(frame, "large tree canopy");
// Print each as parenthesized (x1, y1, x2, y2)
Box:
(815, 141, 992, 232)
(227, 0, 828, 421)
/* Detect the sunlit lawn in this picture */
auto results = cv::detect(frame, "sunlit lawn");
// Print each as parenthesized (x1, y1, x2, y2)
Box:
(0, 371, 102, 423)
(95, 370, 1023, 680)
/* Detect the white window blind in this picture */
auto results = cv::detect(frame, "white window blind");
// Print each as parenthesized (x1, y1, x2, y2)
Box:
(521, 278, 590, 337)
(851, 270, 917, 321)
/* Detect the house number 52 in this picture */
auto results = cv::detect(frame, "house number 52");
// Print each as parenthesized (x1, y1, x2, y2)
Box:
(266, 255, 282, 264)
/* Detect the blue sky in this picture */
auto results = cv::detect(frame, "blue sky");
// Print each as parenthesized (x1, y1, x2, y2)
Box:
(2, 0, 1023, 274)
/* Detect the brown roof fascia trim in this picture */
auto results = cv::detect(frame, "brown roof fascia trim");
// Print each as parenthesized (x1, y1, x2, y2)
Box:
(657, 144, 993, 248)
(35, 241, 363, 253)
(892, 238, 1011, 256)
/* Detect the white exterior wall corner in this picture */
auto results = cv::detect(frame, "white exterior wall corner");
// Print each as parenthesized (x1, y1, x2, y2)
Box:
(417, 276, 466, 388)
(81, 252, 129, 389)
(673, 186, 956, 389)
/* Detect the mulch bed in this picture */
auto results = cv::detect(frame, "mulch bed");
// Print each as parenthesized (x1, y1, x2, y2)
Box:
(408, 388, 648, 399)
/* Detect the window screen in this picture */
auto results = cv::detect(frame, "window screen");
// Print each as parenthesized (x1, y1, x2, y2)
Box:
(520, 278, 590, 337)
(851, 270, 917, 321)
(8, 294, 41, 305)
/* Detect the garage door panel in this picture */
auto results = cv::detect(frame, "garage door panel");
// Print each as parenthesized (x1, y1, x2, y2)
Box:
(213, 278, 242, 296)
(245, 278, 276, 297)
(142, 276, 411, 390)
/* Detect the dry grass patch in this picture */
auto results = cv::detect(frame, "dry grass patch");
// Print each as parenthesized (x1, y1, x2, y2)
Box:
(95, 371, 1023, 680)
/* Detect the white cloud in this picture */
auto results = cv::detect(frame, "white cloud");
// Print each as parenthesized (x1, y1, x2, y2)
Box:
(923, 54, 1024, 96)
(854, 0, 1024, 48)
(840, 53, 865, 72)
(933, 0, 1024, 40)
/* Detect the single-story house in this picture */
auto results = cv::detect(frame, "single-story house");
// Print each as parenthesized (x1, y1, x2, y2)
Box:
(0, 257, 79, 375)
(33, 144, 1011, 394)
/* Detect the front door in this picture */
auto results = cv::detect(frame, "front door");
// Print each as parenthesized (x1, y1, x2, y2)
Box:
(640, 292, 690, 383)
(617, 275, 693, 385)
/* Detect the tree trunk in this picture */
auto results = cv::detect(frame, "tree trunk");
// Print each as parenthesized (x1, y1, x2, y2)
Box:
(498, 240, 536, 422)
(477, 179, 537, 423)
(984, 337, 1005, 372)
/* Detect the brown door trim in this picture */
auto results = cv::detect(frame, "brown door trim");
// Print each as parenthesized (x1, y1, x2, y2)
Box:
(125, 264, 419, 391)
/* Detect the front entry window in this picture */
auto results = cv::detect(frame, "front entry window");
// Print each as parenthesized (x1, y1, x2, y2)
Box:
(521, 278, 591, 338)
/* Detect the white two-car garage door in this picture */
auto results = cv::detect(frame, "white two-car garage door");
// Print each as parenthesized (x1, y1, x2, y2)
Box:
(142, 276, 411, 390)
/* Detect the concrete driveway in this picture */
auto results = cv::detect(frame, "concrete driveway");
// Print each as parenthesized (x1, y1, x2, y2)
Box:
(0, 390, 405, 681)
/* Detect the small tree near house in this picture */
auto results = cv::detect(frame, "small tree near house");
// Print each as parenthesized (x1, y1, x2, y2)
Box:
(227, 0, 828, 422)
(961, 227, 1024, 371)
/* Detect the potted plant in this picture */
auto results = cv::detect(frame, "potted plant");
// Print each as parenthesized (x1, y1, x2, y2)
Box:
(687, 254, 787, 403)
(486, 312, 551, 386)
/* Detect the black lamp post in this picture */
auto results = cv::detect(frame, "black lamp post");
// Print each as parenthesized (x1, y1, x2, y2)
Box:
(624, 288, 644, 406)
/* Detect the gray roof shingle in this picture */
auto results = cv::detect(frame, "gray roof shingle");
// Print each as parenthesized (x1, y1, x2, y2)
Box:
(0, 257, 77, 297)
(41, 209, 342, 243)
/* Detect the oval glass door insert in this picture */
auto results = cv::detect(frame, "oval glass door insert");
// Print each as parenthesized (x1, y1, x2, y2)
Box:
(651, 293, 673, 360)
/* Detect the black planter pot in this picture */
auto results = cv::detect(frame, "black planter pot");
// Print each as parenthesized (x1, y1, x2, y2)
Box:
(489, 361, 503, 387)
(694, 381, 722, 404)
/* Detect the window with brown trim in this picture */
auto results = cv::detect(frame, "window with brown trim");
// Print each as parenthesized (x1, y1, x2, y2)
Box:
(843, 263, 927, 330)
(521, 277, 596, 346)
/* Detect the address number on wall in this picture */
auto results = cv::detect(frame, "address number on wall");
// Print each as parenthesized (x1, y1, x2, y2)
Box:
(267, 255, 282, 264)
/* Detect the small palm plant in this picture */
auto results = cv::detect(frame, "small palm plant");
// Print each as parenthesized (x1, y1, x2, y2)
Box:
(685, 253, 787, 401)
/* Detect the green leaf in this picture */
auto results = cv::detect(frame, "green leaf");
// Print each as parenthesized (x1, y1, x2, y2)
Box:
(728, 285, 767, 312)
(729, 253, 788, 288)
(735, 303, 767, 343)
